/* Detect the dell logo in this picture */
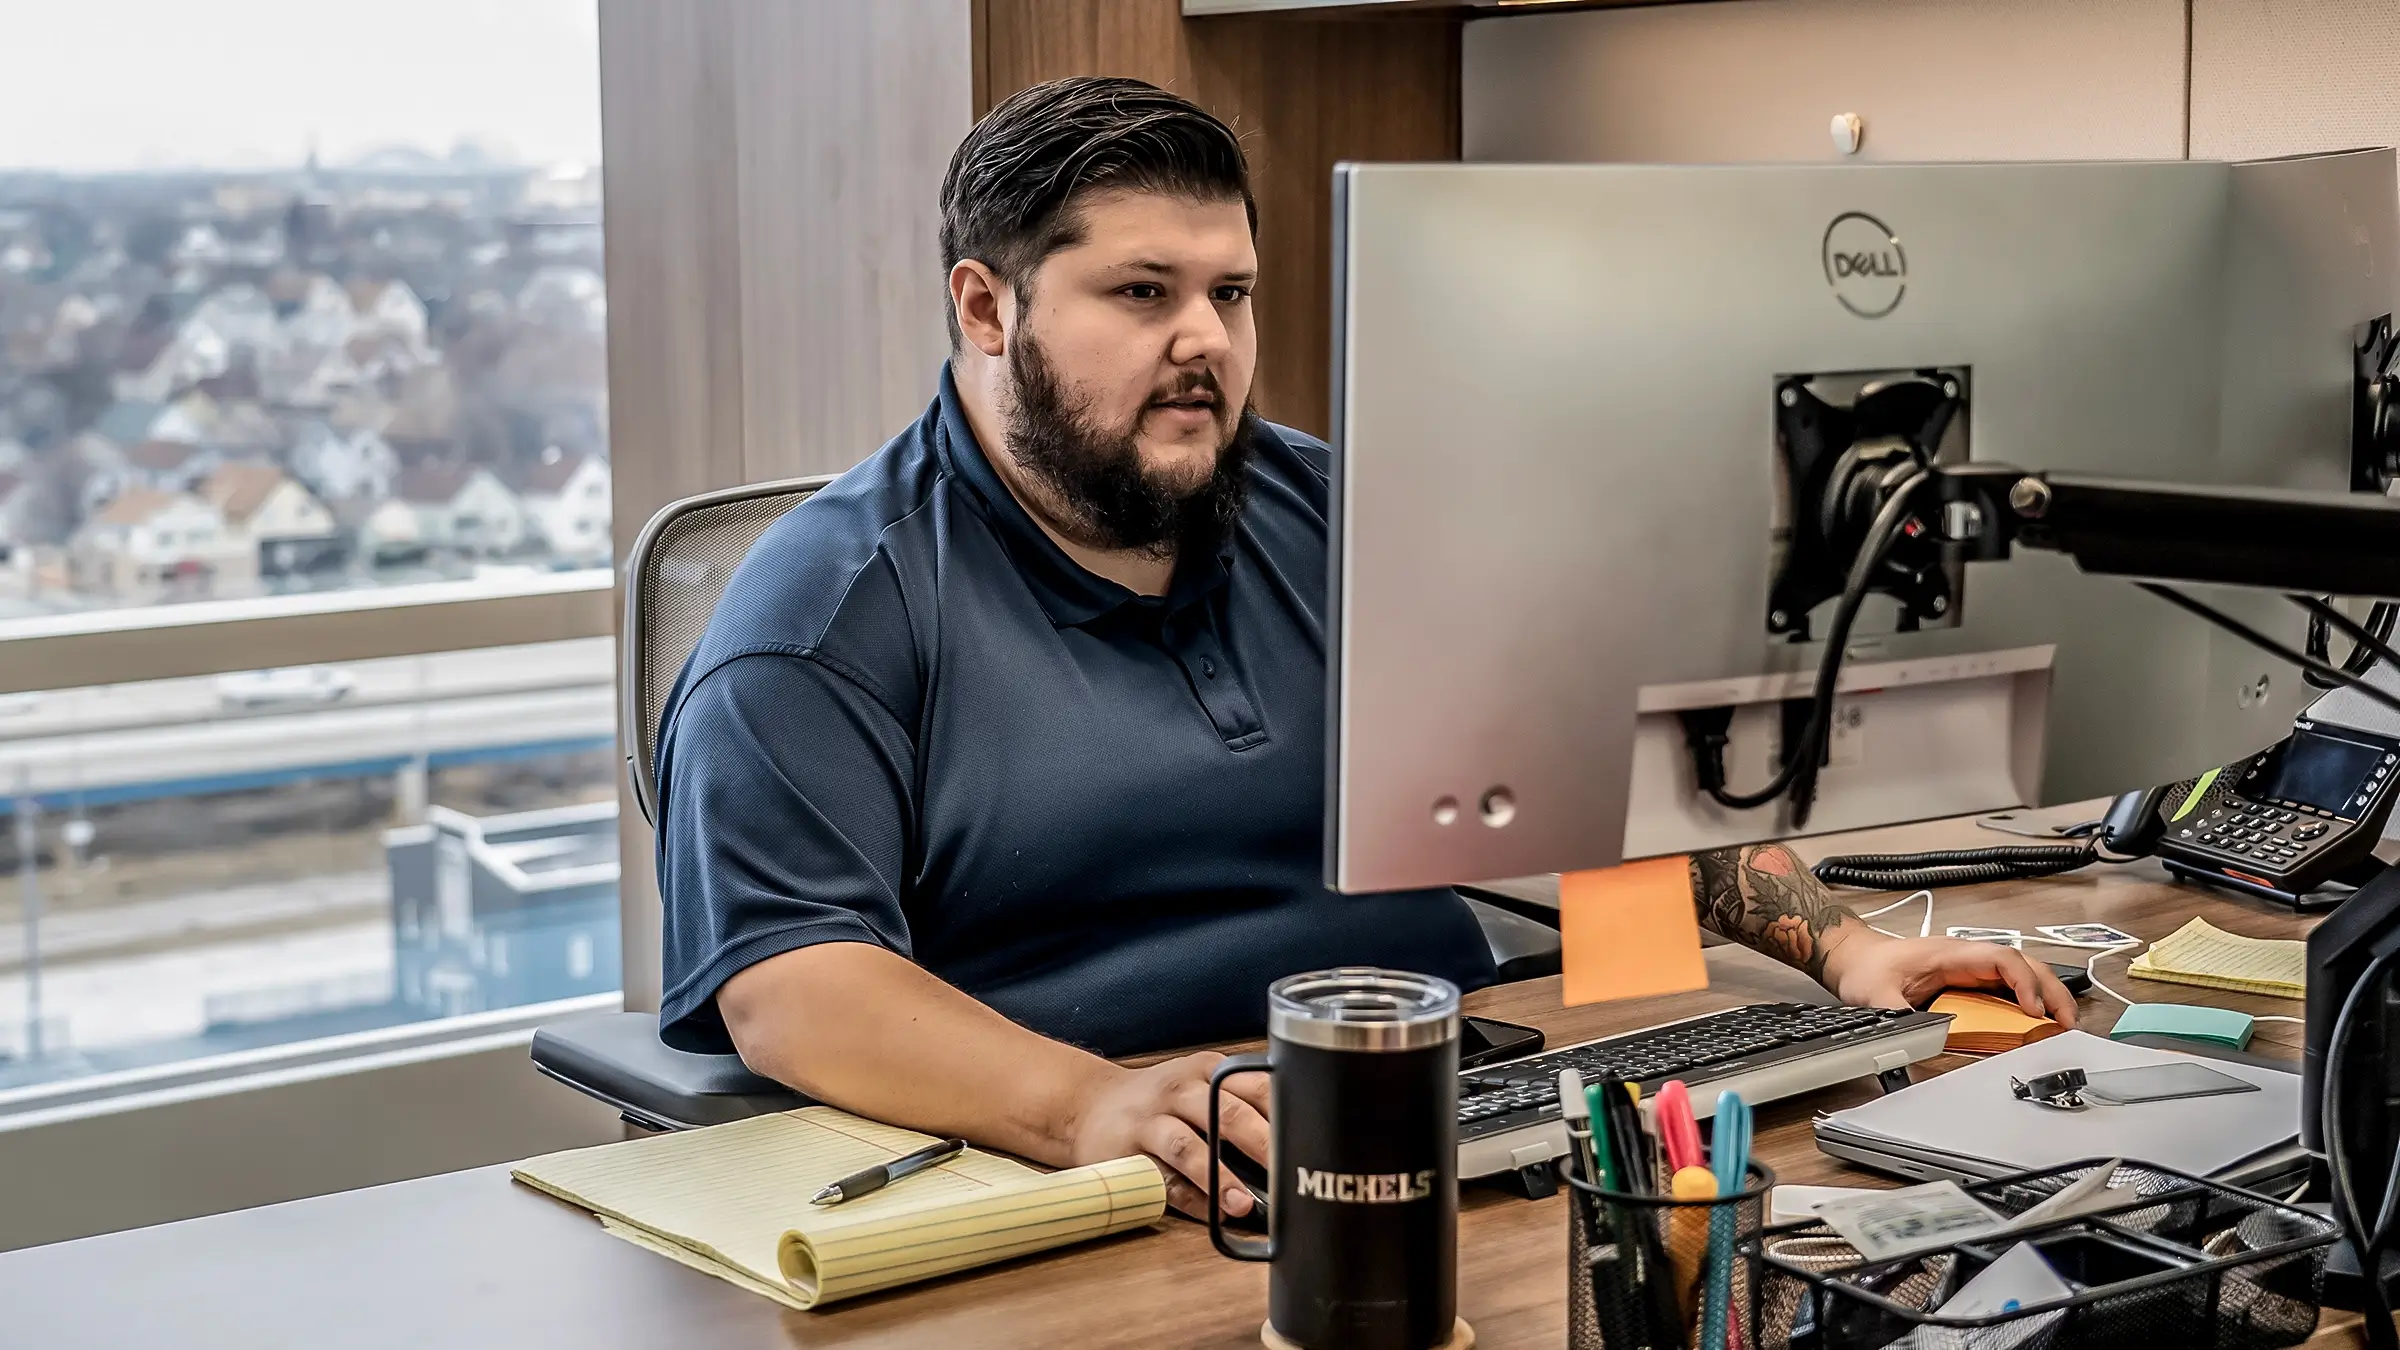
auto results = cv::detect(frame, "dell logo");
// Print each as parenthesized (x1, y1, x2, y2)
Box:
(1823, 211, 1907, 318)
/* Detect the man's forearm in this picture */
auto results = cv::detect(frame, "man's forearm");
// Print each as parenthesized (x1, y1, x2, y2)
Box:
(717, 941, 1110, 1166)
(1689, 843, 1869, 981)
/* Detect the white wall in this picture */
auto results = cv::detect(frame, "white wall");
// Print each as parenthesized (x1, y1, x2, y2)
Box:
(1463, 0, 2189, 165)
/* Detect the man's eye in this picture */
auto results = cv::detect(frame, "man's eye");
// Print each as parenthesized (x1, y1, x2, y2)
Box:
(1123, 283, 1165, 300)
(1214, 286, 1251, 303)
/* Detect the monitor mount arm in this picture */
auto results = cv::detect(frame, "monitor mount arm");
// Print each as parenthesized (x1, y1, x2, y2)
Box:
(1927, 465, 2400, 598)
(1728, 451, 2400, 831)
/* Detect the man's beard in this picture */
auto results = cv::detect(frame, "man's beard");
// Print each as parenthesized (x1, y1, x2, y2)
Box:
(1003, 329, 1256, 561)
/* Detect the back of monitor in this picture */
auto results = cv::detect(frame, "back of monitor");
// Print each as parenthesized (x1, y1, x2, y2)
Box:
(1328, 151, 2397, 893)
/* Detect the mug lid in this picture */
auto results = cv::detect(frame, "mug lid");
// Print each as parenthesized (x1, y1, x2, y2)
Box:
(1267, 968, 1461, 1052)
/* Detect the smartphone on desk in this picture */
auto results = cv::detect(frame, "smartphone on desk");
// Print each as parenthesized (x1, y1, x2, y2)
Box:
(1459, 1016, 1545, 1069)
(2081, 1062, 2259, 1105)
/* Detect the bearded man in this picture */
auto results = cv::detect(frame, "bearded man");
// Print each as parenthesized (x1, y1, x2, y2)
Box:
(653, 77, 2074, 1221)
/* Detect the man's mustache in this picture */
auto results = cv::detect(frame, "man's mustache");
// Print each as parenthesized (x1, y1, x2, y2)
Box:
(1150, 370, 1226, 408)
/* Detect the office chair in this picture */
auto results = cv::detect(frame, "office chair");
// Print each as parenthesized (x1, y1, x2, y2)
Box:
(531, 476, 1563, 1131)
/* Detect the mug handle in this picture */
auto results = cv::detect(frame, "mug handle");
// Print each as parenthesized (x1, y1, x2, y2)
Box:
(1207, 1051, 1274, 1262)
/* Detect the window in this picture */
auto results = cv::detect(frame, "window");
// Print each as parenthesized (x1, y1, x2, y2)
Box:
(0, 1, 608, 618)
(0, 639, 617, 1090)
(0, 2, 613, 1100)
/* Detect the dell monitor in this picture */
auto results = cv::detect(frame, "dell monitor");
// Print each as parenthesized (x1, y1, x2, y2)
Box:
(1326, 150, 2399, 893)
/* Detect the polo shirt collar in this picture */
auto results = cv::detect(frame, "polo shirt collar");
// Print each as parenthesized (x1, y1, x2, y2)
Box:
(935, 363, 1235, 628)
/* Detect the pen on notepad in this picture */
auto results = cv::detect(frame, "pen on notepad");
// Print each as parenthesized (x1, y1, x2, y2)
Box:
(811, 1136, 969, 1205)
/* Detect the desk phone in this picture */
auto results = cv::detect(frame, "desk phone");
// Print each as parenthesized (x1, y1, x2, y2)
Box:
(2155, 718, 2400, 905)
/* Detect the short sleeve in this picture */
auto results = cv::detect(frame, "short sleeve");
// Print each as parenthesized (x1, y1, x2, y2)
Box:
(653, 650, 916, 1052)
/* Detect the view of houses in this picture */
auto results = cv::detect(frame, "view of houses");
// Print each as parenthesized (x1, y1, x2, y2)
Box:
(0, 150, 610, 616)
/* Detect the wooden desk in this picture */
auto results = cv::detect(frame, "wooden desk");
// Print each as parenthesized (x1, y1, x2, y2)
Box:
(0, 809, 2353, 1350)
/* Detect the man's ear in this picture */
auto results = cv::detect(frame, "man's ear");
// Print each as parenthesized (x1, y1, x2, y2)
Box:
(950, 259, 1010, 359)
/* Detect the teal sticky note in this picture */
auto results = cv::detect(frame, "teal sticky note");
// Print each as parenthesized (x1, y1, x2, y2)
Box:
(2108, 1003, 2256, 1050)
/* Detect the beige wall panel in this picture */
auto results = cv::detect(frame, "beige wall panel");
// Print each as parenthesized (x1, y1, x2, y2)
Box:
(2193, 1, 2400, 160)
(599, 0, 752, 1010)
(733, 3, 974, 479)
(1463, 0, 2187, 164)
(600, 0, 972, 1010)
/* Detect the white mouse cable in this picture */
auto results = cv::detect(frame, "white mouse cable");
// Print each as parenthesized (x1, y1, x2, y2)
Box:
(2023, 935, 2301, 1025)
(1845, 888, 2297, 1023)
(1858, 888, 1934, 938)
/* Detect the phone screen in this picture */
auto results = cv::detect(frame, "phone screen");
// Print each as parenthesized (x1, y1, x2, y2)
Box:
(2255, 731, 2385, 815)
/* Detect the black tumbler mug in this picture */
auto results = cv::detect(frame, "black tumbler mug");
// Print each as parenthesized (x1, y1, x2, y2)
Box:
(1206, 968, 1467, 1350)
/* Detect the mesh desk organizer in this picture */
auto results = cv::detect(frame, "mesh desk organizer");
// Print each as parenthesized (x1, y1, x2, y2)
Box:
(1731, 1160, 2336, 1350)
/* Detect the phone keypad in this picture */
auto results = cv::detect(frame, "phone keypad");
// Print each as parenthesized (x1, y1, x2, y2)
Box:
(2182, 795, 2337, 876)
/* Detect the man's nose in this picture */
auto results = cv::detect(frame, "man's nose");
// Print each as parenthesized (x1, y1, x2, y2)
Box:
(1166, 292, 1234, 367)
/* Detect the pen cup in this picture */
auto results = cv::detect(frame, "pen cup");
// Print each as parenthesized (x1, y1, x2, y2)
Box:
(1564, 1150, 1774, 1350)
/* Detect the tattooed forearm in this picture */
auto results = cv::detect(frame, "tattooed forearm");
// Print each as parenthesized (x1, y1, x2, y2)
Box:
(1689, 844, 1866, 982)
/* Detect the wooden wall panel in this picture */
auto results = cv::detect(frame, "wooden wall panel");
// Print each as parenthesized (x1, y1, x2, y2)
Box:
(732, 3, 973, 481)
(976, 1, 1461, 436)
(598, 0, 749, 552)
(598, 0, 752, 1011)
(598, 0, 973, 1009)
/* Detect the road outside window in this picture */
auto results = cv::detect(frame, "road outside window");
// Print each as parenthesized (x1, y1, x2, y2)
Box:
(0, 639, 619, 1090)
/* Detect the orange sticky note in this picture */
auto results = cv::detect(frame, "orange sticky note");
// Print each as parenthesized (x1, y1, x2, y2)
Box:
(1929, 991, 2063, 1055)
(1561, 856, 1709, 1006)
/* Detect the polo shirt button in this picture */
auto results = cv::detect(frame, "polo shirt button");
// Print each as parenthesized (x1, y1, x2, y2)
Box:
(1201, 658, 1218, 679)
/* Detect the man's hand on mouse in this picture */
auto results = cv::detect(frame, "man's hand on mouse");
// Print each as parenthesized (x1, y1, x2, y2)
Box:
(1690, 843, 2078, 1028)
(1821, 927, 2080, 1027)
(1060, 1051, 1270, 1219)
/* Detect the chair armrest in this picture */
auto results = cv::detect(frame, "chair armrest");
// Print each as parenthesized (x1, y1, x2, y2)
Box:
(531, 1010, 807, 1131)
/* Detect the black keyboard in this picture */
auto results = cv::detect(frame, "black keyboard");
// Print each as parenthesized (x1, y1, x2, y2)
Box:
(1455, 1002, 1952, 1179)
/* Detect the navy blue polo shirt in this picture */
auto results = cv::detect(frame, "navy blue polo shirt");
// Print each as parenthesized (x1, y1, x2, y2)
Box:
(653, 368, 1495, 1058)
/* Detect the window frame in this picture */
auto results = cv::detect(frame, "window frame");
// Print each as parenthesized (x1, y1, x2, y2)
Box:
(0, 991, 620, 1126)
(0, 570, 614, 697)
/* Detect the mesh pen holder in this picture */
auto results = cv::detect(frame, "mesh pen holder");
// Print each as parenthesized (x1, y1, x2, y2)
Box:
(1744, 1159, 2336, 1350)
(1565, 1151, 1776, 1350)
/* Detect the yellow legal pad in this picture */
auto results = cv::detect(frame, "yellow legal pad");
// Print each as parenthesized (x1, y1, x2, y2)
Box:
(511, 1106, 1166, 1309)
(2127, 917, 2305, 1001)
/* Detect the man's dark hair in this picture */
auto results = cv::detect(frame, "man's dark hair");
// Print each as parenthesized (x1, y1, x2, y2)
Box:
(940, 76, 1255, 348)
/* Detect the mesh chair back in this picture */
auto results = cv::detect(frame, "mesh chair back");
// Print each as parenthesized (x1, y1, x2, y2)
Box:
(621, 476, 836, 824)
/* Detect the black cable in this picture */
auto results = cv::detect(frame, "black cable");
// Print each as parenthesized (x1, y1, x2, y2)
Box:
(2323, 945, 2400, 1350)
(2361, 603, 2395, 669)
(1812, 842, 2103, 891)
(2135, 584, 2400, 722)
(1708, 468, 1931, 825)
(2306, 600, 2398, 688)
(2350, 603, 2398, 675)
(2294, 595, 2400, 683)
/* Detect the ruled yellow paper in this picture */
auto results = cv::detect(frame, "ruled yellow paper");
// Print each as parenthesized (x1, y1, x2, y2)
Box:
(511, 1106, 1166, 1309)
(2127, 917, 2305, 1001)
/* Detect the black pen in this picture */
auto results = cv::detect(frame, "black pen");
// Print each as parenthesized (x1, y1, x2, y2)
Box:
(810, 1137, 969, 1205)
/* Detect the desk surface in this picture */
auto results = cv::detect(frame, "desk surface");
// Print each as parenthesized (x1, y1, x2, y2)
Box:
(0, 807, 2359, 1350)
